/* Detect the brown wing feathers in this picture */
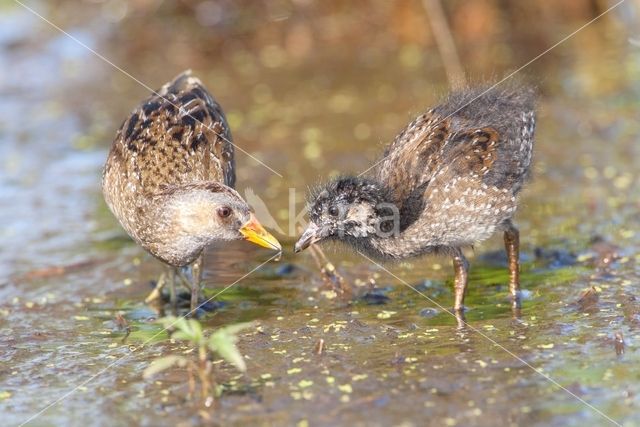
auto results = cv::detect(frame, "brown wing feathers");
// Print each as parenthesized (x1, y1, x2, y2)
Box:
(112, 71, 236, 196)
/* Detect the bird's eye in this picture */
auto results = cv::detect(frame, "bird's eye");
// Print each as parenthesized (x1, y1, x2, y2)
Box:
(328, 206, 339, 217)
(380, 220, 393, 233)
(217, 207, 231, 218)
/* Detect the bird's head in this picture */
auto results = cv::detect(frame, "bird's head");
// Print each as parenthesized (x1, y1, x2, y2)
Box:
(295, 176, 397, 253)
(156, 182, 281, 262)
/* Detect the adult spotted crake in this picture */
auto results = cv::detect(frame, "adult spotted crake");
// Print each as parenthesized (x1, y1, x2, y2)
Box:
(296, 86, 536, 311)
(103, 71, 281, 311)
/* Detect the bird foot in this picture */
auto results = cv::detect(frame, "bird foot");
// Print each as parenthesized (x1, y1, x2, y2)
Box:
(144, 273, 166, 304)
(448, 307, 467, 329)
(144, 287, 162, 304)
(172, 289, 225, 315)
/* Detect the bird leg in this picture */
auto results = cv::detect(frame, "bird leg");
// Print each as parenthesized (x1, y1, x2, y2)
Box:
(167, 268, 178, 310)
(145, 267, 181, 304)
(172, 255, 205, 313)
(454, 309, 467, 330)
(190, 254, 204, 312)
(451, 248, 469, 312)
(503, 221, 521, 310)
(145, 272, 166, 304)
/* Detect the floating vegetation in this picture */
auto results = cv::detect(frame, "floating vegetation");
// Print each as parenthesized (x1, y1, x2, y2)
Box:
(575, 286, 600, 312)
(4, 2, 640, 426)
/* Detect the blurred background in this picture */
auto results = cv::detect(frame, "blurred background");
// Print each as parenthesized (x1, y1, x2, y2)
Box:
(1, 1, 640, 426)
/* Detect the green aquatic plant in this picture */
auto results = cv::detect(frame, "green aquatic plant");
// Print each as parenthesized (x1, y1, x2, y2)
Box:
(143, 316, 253, 406)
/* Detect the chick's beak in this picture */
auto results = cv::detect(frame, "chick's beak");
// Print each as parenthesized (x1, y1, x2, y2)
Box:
(294, 222, 321, 253)
(240, 213, 281, 251)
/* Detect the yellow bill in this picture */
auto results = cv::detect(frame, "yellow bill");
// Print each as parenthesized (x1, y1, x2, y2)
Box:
(239, 213, 282, 251)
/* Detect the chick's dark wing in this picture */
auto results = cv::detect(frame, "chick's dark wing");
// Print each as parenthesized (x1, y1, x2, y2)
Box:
(374, 111, 450, 210)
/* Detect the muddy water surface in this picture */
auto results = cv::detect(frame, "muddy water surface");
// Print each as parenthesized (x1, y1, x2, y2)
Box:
(1, 2, 640, 426)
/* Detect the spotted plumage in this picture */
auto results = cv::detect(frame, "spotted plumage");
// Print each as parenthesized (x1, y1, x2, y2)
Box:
(103, 71, 238, 265)
(103, 71, 280, 311)
(296, 85, 536, 311)
(105, 71, 235, 199)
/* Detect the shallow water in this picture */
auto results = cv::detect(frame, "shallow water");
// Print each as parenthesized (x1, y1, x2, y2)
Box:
(1, 1, 640, 426)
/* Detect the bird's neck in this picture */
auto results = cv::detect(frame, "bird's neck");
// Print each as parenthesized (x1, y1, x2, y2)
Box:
(334, 177, 426, 259)
(136, 193, 210, 266)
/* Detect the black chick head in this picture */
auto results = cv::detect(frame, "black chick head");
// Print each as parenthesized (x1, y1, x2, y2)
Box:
(295, 176, 397, 252)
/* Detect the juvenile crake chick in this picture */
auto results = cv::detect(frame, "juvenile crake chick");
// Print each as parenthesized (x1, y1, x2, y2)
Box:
(296, 86, 535, 311)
